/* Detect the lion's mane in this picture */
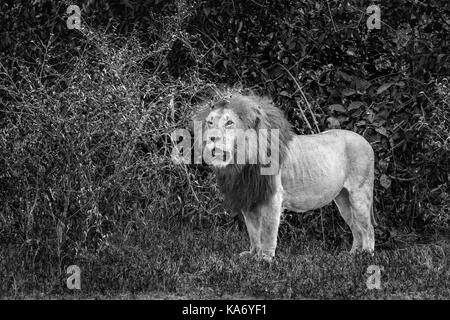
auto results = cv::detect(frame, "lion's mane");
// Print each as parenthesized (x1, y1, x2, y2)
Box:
(206, 90, 294, 214)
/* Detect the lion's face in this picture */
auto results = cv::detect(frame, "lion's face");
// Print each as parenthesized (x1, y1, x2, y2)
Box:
(203, 107, 245, 168)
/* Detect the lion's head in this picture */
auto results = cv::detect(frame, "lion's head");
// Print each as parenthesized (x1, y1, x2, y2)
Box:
(193, 90, 294, 213)
(201, 99, 247, 168)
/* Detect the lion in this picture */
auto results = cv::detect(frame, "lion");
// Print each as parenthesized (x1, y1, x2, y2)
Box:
(193, 90, 376, 262)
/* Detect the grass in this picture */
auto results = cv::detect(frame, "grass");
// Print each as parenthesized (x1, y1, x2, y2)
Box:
(2, 213, 448, 299)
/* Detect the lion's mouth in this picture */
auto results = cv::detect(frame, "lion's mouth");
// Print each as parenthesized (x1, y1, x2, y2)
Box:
(211, 147, 230, 163)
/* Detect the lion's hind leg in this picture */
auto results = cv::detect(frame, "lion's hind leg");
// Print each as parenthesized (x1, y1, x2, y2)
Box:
(335, 185, 375, 253)
(349, 185, 375, 253)
(334, 188, 362, 253)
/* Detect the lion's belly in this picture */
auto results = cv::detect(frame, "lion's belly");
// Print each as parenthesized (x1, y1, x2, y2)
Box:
(280, 132, 348, 212)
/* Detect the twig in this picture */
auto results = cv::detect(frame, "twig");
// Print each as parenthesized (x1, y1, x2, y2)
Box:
(169, 134, 201, 204)
(249, 0, 266, 8)
(38, 35, 54, 85)
(389, 174, 420, 182)
(0, 61, 19, 93)
(326, 0, 337, 32)
(294, 98, 314, 133)
(281, 64, 320, 133)
(182, 162, 200, 203)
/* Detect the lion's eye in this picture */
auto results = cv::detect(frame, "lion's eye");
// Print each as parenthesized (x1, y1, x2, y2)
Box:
(225, 120, 234, 127)
(207, 120, 214, 126)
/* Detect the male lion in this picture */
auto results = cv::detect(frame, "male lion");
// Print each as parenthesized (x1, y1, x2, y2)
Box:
(194, 90, 376, 262)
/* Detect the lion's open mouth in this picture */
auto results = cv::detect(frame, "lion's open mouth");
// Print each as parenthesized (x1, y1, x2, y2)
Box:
(211, 147, 230, 163)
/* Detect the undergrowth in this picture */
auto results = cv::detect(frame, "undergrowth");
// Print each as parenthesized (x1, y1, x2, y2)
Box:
(0, 1, 448, 298)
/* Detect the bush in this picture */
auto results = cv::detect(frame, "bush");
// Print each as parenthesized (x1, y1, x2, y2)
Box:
(0, 20, 222, 292)
(0, 0, 448, 296)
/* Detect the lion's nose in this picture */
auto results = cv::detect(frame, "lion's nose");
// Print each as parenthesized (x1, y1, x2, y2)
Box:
(210, 136, 217, 142)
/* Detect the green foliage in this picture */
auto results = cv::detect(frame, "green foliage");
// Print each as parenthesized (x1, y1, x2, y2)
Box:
(0, 22, 221, 293)
(0, 0, 449, 297)
(187, 0, 450, 238)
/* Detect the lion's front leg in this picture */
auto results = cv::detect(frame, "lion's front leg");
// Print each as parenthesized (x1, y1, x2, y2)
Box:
(240, 182, 283, 262)
(240, 210, 262, 258)
(258, 188, 283, 262)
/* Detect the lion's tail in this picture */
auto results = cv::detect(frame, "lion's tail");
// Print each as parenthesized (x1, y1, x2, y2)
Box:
(371, 202, 377, 227)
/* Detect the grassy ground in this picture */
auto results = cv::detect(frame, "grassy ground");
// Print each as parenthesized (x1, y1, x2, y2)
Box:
(2, 213, 448, 300)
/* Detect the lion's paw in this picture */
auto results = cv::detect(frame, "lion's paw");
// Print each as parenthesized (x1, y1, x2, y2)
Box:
(254, 253, 274, 263)
(260, 255, 274, 263)
(239, 250, 254, 258)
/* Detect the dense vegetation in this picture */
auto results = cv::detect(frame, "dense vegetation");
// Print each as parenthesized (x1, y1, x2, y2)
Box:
(0, 0, 448, 298)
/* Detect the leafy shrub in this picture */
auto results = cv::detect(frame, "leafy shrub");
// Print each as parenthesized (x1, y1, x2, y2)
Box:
(0, 19, 220, 293)
(0, 0, 448, 296)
